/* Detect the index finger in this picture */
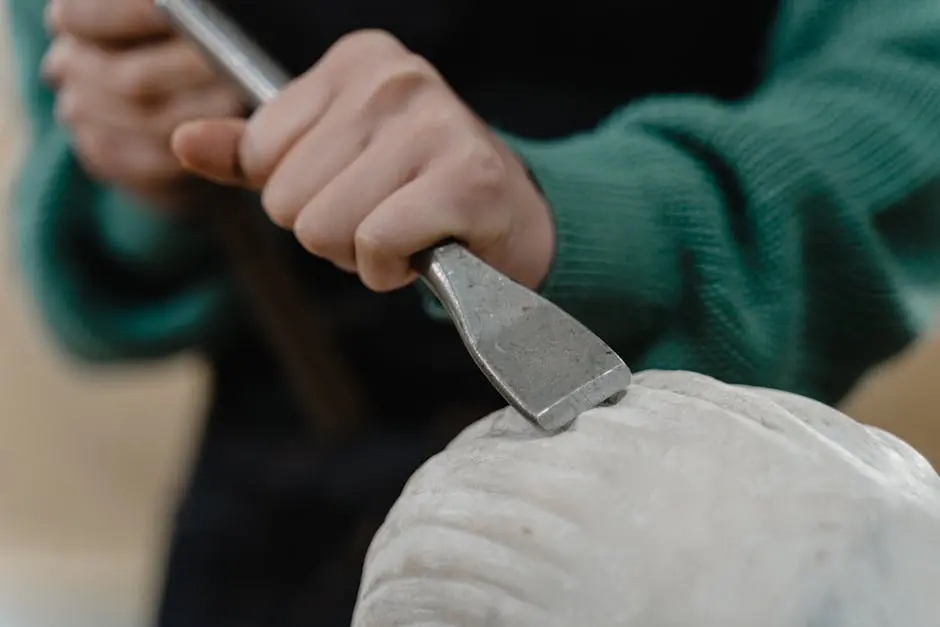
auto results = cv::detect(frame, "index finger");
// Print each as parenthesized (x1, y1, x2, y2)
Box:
(45, 0, 171, 42)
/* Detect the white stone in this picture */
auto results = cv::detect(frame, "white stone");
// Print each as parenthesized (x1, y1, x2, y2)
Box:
(352, 370, 940, 627)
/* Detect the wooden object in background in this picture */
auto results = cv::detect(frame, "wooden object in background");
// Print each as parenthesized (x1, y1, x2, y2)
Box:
(841, 322, 940, 469)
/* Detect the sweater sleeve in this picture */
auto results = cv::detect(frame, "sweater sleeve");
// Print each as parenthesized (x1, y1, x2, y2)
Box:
(498, 0, 940, 403)
(5, 0, 239, 361)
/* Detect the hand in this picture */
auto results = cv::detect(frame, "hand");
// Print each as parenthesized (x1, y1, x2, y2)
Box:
(42, 0, 244, 209)
(172, 30, 556, 292)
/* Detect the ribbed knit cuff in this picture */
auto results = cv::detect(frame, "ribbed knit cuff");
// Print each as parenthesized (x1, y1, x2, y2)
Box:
(497, 128, 695, 345)
(420, 125, 717, 345)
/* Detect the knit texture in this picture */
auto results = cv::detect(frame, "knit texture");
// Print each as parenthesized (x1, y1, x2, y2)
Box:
(6, 0, 940, 403)
(504, 0, 940, 401)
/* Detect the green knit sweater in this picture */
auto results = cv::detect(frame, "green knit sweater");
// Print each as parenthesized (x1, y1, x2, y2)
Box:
(6, 0, 940, 404)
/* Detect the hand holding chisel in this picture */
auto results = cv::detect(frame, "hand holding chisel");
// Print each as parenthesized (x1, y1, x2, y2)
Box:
(158, 0, 631, 431)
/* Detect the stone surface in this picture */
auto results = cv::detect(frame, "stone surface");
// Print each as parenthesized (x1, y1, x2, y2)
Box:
(353, 371, 940, 627)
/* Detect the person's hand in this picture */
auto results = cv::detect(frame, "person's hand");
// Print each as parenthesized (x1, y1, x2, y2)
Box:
(171, 30, 556, 292)
(41, 0, 244, 209)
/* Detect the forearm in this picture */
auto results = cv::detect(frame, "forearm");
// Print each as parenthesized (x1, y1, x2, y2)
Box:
(501, 0, 940, 403)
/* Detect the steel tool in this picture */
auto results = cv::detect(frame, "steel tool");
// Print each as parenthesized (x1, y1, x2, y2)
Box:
(156, 0, 632, 432)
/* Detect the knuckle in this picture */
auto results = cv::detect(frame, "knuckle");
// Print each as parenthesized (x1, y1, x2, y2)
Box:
(113, 59, 154, 100)
(383, 54, 437, 84)
(48, 0, 77, 33)
(44, 2, 62, 33)
(53, 90, 82, 127)
(353, 230, 395, 293)
(353, 227, 382, 259)
(238, 137, 271, 191)
(456, 140, 507, 198)
(411, 102, 462, 145)
(380, 54, 436, 89)
(332, 29, 401, 60)
(53, 0, 165, 41)
(260, 186, 298, 230)
(41, 39, 69, 80)
(361, 54, 438, 114)
(295, 210, 349, 260)
(326, 30, 422, 96)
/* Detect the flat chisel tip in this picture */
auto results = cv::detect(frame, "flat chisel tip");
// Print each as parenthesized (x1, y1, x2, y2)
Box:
(420, 244, 632, 433)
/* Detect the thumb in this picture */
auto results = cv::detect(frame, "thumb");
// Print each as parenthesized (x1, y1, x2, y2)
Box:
(172, 118, 251, 187)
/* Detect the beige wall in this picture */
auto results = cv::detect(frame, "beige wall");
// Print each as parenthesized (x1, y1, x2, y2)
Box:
(0, 6, 937, 627)
(841, 327, 940, 466)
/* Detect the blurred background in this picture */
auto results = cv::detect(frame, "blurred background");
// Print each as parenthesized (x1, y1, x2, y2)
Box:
(0, 7, 938, 627)
(0, 11, 207, 627)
